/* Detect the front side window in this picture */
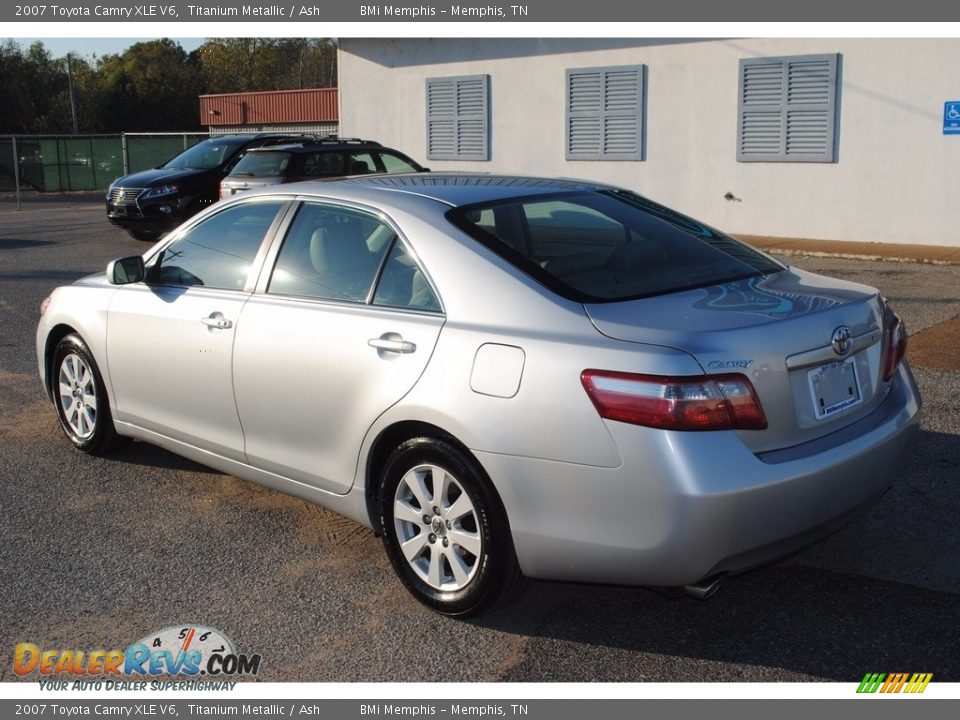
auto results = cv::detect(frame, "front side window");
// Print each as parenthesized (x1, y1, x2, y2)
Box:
(449, 191, 784, 303)
(267, 203, 393, 302)
(153, 201, 283, 290)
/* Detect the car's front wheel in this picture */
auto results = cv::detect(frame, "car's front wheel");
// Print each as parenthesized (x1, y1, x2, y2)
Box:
(379, 437, 526, 617)
(52, 334, 118, 454)
(127, 229, 160, 242)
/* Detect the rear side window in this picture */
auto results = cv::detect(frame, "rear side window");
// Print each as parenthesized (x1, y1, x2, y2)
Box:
(347, 153, 377, 175)
(267, 202, 393, 302)
(302, 152, 345, 177)
(448, 191, 783, 302)
(373, 240, 441, 312)
(231, 151, 292, 177)
(378, 152, 422, 174)
(154, 202, 283, 290)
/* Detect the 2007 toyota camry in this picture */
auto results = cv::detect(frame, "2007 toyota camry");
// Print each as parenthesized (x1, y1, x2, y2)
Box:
(37, 174, 920, 616)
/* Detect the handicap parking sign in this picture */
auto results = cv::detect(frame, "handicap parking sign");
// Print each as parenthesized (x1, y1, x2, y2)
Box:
(945, 101, 960, 135)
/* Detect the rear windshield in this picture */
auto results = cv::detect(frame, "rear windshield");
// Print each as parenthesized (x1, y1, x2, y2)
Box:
(163, 139, 244, 170)
(231, 150, 293, 177)
(447, 190, 784, 303)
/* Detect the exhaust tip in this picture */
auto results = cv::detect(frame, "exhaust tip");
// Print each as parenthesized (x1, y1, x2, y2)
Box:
(683, 575, 725, 601)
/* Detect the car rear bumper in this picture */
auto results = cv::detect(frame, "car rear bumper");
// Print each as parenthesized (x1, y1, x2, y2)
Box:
(475, 362, 921, 588)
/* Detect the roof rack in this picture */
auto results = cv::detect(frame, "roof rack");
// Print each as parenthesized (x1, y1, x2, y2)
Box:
(247, 132, 313, 138)
(314, 136, 383, 146)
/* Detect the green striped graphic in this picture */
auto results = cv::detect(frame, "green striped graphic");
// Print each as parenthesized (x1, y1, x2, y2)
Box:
(857, 672, 933, 693)
(857, 672, 886, 693)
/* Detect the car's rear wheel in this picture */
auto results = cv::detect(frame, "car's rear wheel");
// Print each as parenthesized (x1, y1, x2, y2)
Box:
(53, 334, 118, 454)
(379, 437, 526, 617)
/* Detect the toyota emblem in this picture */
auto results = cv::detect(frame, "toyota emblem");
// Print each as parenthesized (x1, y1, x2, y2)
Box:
(831, 326, 852, 355)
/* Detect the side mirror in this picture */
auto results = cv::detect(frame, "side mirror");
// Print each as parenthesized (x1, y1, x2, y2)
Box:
(107, 256, 145, 285)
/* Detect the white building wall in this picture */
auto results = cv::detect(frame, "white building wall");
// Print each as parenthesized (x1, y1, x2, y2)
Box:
(339, 38, 960, 247)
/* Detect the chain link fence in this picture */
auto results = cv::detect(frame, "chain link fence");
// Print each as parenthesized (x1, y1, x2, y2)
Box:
(0, 133, 210, 194)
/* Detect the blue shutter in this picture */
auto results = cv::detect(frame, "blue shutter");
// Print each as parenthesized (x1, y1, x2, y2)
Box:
(566, 66, 645, 161)
(426, 75, 489, 161)
(738, 54, 840, 163)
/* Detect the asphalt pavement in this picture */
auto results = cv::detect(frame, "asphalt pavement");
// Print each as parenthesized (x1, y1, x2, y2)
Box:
(1, 200, 958, 683)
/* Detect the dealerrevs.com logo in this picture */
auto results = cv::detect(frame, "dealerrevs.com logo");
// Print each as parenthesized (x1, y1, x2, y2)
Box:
(14, 626, 261, 684)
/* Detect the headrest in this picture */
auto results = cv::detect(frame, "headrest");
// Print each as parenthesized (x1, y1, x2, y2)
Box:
(309, 223, 373, 274)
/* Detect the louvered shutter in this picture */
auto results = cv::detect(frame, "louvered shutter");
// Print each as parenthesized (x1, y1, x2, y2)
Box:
(426, 75, 489, 161)
(738, 54, 839, 162)
(566, 66, 645, 160)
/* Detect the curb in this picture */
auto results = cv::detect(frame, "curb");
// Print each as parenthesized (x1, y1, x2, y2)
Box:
(737, 235, 960, 266)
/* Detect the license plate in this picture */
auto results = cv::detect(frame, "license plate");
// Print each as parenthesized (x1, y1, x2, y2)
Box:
(807, 357, 861, 419)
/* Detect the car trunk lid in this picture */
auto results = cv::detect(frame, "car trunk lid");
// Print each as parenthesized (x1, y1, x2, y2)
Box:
(584, 268, 887, 453)
(220, 176, 285, 198)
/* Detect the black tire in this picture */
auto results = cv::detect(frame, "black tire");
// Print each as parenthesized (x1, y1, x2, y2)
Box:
(379, 436, 526, 617)
(127, 229, 160, 242)
(51, 334, 118, 455)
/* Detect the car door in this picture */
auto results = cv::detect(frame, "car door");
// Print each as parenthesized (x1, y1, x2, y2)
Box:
(106, 199, 288, 461)
(232, 200, 445, 494)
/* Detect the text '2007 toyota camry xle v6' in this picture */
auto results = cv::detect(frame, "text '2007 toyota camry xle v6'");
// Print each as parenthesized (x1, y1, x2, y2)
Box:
(38, 174, 920, 616)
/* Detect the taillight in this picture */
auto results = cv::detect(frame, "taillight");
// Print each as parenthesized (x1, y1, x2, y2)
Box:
(581, 370, 767, 431)
(880, 298, 907, 381)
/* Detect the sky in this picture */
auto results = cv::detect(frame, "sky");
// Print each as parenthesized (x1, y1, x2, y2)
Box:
(15, 37, 205, 59)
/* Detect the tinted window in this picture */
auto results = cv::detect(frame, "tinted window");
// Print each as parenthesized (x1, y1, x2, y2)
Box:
(448, 191, 784, 303)
(268, 203, 392, 302)
(231, 151, 292, 177)
(154, 202, 282, 290)
(373, 240, 441, 312)
(302, 152, 345, 177)
(378, 152, 421, 174)
(346, 153, 377, 175)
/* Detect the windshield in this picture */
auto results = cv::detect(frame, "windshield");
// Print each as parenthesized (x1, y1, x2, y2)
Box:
(447, 190, 784, 303)
(163, 139, 245, 170)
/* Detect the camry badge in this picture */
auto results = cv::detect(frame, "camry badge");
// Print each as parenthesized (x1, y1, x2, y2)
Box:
(831, 326, 852, 355)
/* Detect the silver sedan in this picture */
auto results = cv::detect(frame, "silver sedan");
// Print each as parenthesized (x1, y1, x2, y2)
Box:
(37, 175, 921, 616)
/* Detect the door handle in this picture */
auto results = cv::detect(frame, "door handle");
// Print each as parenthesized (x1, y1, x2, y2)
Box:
(368, 335, 416, 354)
(201, 314, 233, 330)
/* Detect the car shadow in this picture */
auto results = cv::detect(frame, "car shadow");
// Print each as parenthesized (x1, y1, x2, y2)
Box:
(470, 428, 960, 681)
(109, 438, 218, 474)
(474, 564, 959, 681)
(0, 269, 91, 282)
(98, 426, 960, 681)
(0, 239, 55, 250)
